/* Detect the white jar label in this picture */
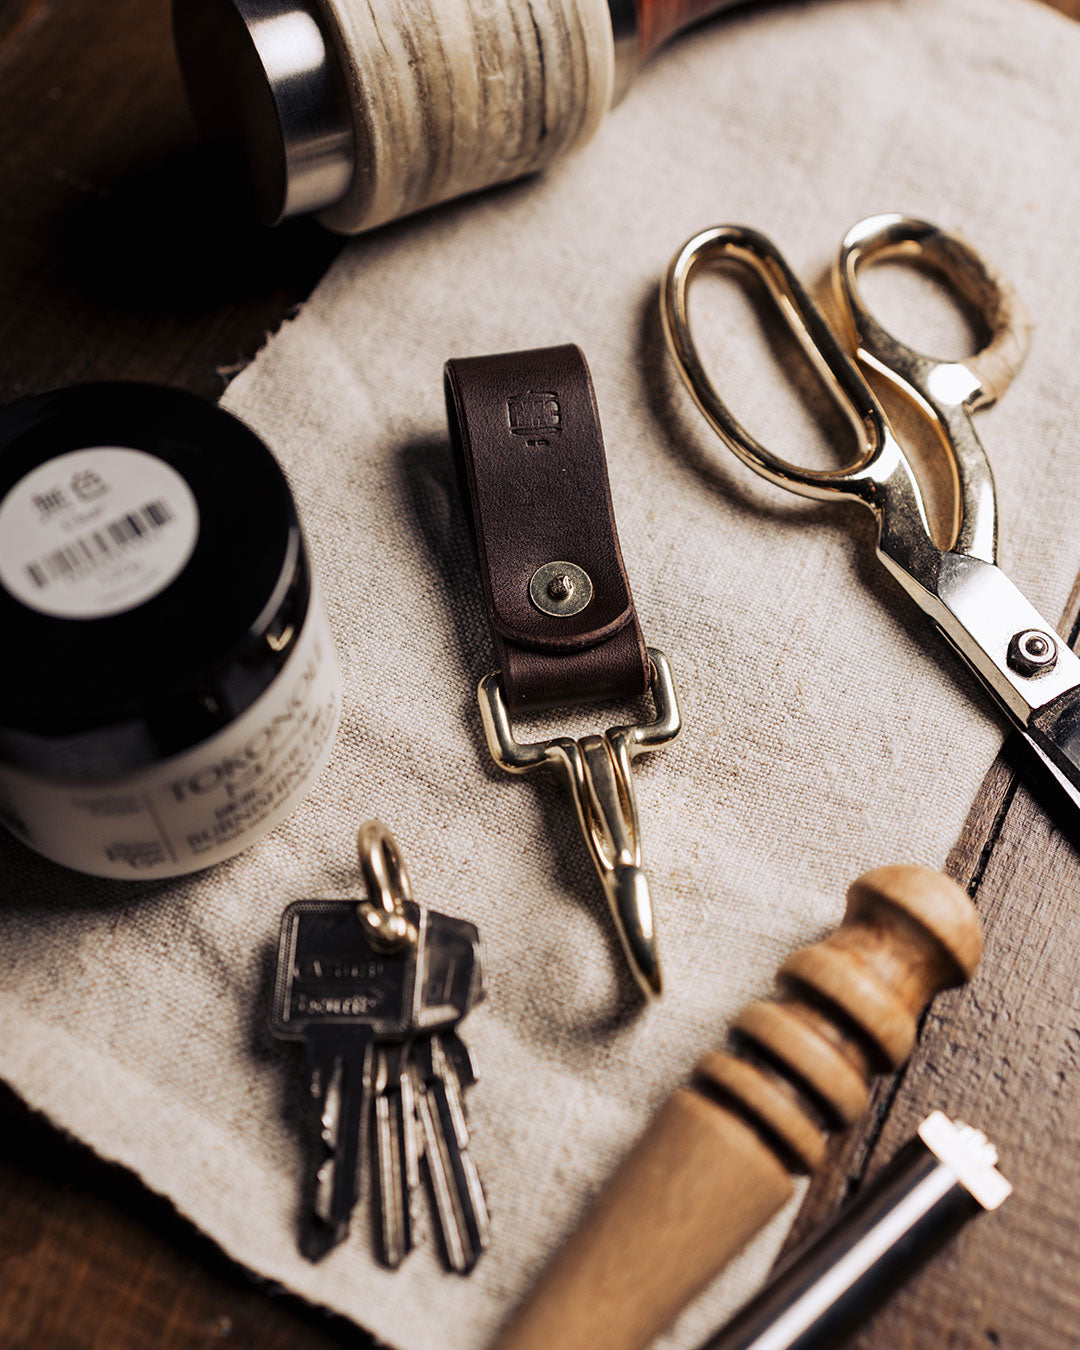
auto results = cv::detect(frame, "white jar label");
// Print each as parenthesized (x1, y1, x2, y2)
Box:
(0, 446, 200, 619)
(0, 593, 340, 879)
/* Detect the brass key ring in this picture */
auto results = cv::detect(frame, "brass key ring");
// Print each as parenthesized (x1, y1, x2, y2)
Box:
(356, 819, 419, 951)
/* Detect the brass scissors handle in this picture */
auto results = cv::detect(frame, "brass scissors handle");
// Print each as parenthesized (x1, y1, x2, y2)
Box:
(661, 214, 1032, 580)
(662, 223, 892, 501)
(839, 214, 1031, 415)
(837, 213, 1032, 562)
(661, 215, 1080, 815)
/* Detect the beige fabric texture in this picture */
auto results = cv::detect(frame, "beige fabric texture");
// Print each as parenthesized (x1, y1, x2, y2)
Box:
(4, 0, 1080, 1345)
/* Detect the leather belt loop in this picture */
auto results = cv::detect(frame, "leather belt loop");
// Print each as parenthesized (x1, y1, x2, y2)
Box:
(444, 344, 650, 714)
(444, 343, 683, 1001)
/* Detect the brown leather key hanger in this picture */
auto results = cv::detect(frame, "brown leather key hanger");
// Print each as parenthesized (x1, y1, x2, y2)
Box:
(444, 344, 682, 999)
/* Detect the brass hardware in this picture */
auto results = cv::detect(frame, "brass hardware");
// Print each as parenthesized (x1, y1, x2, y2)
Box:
(529, 560, 594, 617)
(477, 648, 681, 998)
(356, 820, 419, 952)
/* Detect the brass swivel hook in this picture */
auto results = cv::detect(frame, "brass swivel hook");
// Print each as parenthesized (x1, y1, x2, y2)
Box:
(478, 648, 681, 998)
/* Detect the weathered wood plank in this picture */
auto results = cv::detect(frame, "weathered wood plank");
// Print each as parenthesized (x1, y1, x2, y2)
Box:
(778, 744, 1020, 1254)
(0, 1086, 374, 1349)
(780, 570, 1080, 1342)
(845, 772, 1080, 1349)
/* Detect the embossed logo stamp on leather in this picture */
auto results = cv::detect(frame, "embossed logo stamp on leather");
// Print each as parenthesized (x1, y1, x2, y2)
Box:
(507, 391, 561, 446)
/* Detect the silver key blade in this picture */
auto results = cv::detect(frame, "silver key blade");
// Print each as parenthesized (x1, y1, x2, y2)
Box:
(441, 1028, 479, 1090)
(305, 1028, 375, 1249)
(416, 1080, 469, 1272)
(312, 1051, 344, 1224)
(273, 898, 423, 1260)
(373, 1041, 419, 1268)
(415, 1034, 490, 1271)
(437, 1032, 490, 1249)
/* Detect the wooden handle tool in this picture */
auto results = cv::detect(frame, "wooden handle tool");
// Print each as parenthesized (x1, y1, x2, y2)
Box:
(496, 865, 983, 1350)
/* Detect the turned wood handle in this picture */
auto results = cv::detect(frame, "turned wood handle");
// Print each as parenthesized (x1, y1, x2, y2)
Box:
(496, 865, 982, 1350)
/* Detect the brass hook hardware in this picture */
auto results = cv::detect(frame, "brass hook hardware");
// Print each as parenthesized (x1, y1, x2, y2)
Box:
(478, 648, 681, 998)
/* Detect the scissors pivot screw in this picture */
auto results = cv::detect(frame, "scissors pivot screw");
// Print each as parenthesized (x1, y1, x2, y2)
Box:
(1007, 629, 1059, 678)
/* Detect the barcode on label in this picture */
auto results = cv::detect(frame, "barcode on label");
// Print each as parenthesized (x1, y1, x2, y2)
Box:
(25, 498, 175, 591)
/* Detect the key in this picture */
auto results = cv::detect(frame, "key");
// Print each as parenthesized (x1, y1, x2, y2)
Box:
(418, 910, 485, 1030)
(372, 1039, 419, 1267)
(385, 905, 489, 1272)
(370, 907, 484, 1267)
(437, 1029, 490, 1251)
(271, 897, 422, 1256)
(412, 911, 488, 1271)
(414, 1029, 490, 1272)
(306, 1026, 372, 1240)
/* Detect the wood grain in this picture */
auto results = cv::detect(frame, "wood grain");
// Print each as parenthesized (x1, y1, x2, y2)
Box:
(846, 782, 1080, 1349)
(0, 1086, 372, 1350)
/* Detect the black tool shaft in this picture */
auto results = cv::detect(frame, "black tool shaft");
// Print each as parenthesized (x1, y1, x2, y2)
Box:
(704, 1137, 981, 1350)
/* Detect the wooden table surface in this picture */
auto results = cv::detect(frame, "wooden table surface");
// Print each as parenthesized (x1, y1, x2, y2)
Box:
(2, 2, 1078, 1346)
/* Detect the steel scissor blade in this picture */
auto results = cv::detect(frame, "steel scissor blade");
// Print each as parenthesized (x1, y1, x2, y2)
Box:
(1025, 684, 1080, 817)
(1020, 732, 1080, 818)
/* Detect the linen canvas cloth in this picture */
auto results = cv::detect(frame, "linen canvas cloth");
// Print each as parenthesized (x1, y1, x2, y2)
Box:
(4, 0, 1080, 1344)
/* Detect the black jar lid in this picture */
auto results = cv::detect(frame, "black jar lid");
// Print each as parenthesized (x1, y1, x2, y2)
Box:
(0, 384, 311, 778)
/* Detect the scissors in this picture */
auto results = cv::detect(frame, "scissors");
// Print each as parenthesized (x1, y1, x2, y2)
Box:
(661, 213, 1080, 817)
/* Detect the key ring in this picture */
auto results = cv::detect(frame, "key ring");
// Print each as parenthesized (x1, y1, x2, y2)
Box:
(356, 819, 419, 951)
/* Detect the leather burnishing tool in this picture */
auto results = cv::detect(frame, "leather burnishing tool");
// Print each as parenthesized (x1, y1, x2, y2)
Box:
(495, 865, 984, 1348)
